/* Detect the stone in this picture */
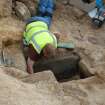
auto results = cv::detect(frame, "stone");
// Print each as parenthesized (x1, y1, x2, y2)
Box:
(17, 0, 38, 16)
(1, 66, 28, 79)
(61, 74, 105, 105)
(0, 17, 25, 42)
(3, 44, 27, 72)
(0, 67, 63, 105)
(1, 66, 105, 105)
(0, 0, 12, 17)
(15, 1, 31, 21)
(22, 71, 57, 83)
(77, 42, 105, 75)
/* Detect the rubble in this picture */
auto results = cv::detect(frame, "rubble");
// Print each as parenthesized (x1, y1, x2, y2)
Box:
(1, 65, 105, 105)
(0, 67, 63, 105)
(22, 71, 57, 83)
(61, 72, 105, 105)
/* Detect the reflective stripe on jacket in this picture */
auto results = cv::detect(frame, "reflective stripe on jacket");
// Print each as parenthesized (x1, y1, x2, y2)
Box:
(24, 21, 57, 54)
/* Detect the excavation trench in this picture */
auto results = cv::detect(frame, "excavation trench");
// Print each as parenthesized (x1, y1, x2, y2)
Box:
(1, 40, 93, 82)
(33, 52, 93, 82)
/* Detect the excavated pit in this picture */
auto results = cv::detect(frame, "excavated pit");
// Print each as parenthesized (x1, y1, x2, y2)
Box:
(33, 51, 93, 82)
(1, 37, 94, 82)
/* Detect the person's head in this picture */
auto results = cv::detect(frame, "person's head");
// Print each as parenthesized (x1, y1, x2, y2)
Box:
(43, 44, 56, 59)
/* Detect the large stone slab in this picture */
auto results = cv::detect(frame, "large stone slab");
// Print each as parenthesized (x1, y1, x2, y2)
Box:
(22, 71, 57, 83)
(15, 1, 31, 21)
(61, 72, 105, 105)
(0, 17, 25, 42)
(77, 42, 105, 75)
(0, 67, 63, 105)
(1, 66, 105, 105)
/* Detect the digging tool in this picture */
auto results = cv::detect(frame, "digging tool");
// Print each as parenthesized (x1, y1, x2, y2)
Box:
(57, 42, 75, 49)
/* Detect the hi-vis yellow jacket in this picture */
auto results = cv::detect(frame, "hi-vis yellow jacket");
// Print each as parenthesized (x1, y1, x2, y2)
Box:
(24, 21, 57, 54)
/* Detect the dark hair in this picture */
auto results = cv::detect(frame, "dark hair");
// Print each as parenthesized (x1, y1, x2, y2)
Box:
(43, 44, 56, 58)
(28, 43, 56, 61)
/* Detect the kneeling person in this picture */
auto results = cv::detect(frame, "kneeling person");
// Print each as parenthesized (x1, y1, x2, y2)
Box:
(23, 20, 57, 74)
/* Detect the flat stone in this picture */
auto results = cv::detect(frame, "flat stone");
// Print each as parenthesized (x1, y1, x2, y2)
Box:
(0, 67, 63, 105)
(15, 1, 31, 21)
(34, 53, 80, 80)
(22, 71, 57, 83)
(3, 44, 27, 72)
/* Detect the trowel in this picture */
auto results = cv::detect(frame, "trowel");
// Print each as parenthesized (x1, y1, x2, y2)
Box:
(57, 42, 75, 49)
